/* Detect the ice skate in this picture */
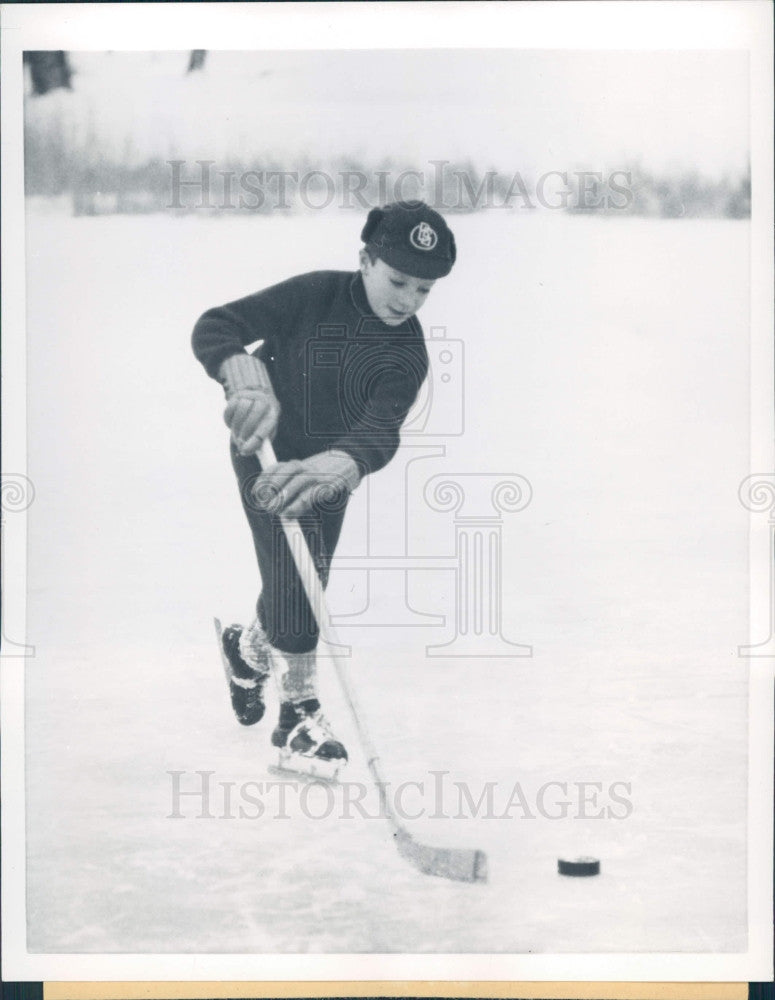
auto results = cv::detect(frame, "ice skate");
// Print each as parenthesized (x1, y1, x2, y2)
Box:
(214, 618, 270, 726)
(269, 698, 348, 781)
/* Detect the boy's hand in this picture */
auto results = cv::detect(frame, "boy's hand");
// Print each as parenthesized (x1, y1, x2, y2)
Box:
(251, 451, 361, 519)
(219, 354, 280, 455)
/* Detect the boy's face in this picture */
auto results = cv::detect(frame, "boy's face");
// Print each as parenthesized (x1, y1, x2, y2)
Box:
(359, 252, 436, 326)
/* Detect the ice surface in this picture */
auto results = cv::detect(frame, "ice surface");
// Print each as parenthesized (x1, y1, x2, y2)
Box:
(23, 208, 749, 953)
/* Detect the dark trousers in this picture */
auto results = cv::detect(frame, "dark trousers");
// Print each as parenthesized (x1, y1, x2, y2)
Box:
(230, 444, 348, 654)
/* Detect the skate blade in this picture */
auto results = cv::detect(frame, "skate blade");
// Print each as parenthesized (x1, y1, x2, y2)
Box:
(268, 753, 344, 784)
(213, 617, 234, 684)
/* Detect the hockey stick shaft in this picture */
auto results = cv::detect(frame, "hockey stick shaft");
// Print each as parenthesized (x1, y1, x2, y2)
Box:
(257, 440, 487, 883)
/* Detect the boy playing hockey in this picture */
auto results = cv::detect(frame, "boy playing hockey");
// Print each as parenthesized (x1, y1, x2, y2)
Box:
(192, 200, 456, 777)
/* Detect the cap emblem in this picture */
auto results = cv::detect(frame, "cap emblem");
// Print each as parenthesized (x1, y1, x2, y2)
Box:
(409, 221, 438, 251)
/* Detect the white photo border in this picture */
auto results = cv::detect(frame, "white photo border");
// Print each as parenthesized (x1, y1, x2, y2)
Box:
(1, 0, 772, 984)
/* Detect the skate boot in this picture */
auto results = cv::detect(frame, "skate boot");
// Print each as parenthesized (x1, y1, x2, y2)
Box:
(217, 621, 270, 726)
(270, 698, 348, 780)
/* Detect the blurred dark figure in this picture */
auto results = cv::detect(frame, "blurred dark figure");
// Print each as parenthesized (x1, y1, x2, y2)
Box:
(188, 50, 207, 73)
(24, 51, 72, 95)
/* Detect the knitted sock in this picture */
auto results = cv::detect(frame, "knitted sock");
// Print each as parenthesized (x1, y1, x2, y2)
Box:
(268, 647, 318, 704)
(238, 618, 271, 677)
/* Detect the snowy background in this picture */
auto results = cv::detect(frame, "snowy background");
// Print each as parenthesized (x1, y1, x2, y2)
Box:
(22, 49, 750, 955)
(24, 50, 750, 217)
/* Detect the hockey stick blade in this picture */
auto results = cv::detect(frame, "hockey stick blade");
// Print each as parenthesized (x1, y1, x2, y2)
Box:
(394, 829, 488, 883)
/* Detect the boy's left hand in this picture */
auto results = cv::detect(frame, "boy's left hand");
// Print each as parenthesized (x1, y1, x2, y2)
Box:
(251, 450, 361, 519)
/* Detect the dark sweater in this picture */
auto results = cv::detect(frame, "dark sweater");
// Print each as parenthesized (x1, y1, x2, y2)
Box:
(192, 270, 429, 476)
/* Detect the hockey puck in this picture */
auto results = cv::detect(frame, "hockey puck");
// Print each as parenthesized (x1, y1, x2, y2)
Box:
(557, 856, 600, 877)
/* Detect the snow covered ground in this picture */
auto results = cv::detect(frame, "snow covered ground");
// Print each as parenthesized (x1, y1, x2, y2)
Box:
(23, 205, 750, 954)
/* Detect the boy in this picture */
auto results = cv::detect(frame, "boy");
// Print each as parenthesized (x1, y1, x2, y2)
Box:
(192, 200, 456, 775)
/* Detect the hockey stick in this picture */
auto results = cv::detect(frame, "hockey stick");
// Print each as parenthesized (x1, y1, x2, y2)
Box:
(258, 439, 487, 883)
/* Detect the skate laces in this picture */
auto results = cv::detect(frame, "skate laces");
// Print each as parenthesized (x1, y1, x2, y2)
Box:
(287, 704, 336, 754)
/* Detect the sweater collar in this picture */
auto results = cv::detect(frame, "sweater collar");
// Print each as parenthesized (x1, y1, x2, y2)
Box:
(349, 271, 375, 317)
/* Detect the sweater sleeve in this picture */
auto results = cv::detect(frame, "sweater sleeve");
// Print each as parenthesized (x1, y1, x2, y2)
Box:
(331, 338, 429, 477)
(191, 274, 306, 380)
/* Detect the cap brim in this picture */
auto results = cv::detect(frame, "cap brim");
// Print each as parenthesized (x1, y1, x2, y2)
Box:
(379, 247, 454, 280)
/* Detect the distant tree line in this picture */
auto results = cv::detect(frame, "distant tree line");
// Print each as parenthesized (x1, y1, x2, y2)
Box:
(565, 165, 750, 220)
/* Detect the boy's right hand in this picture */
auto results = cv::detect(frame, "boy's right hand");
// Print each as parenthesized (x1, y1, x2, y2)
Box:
(219, 354, 280, 455)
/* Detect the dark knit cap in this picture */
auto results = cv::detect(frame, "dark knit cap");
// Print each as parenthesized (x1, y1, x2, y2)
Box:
(361, 201, 456, 279)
